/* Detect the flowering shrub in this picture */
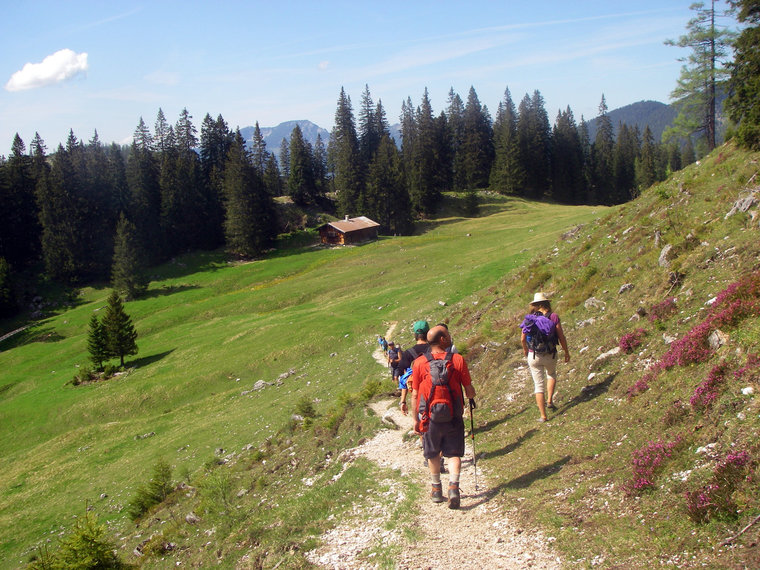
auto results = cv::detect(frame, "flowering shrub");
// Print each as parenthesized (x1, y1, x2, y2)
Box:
(685, 451, 751, 523)
(627, 271, 760, 397)
(619, 328, 647, 353)
(689, 361, 729, 412)
(734, 353, 760, 382)
(649, 297, 678, 322)
(626, 371, 655, 399)
(624, 436, 683, 495)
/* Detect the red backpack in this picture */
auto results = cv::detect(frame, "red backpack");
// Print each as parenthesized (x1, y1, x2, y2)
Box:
(417, 352, 463, 431)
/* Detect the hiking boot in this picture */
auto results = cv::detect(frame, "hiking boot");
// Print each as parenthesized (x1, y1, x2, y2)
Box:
(448, 483, 460, 509)
(439, 456, 447, 474)
(431, 483, 444, 503)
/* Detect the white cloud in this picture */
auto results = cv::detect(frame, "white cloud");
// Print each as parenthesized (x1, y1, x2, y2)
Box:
(318, 61, 330, 71)
(5, 49, 89, 92)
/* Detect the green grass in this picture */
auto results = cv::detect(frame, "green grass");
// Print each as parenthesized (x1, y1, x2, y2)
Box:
(0, 192, 600, 567)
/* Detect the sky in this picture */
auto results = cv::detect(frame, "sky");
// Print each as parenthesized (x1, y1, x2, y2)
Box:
(0, 1, 735, 153)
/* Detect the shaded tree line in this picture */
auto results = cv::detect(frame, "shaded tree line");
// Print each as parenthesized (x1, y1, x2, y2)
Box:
(0, 109, 279, 316)
(0, 85, 703, 319)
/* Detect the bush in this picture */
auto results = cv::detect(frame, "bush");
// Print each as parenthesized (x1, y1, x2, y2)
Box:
(690, 361, 730, 412)
(649, 297, 677, 322)
(624, 436, 683, 495)
(27, 510, 127, 569)
(127, 459, 174, 521)
(685, 451, 751, 523)
(619, 328, 647, 353)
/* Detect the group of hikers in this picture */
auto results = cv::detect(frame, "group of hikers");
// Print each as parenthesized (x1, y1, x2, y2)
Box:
(376, 292, 570, 509)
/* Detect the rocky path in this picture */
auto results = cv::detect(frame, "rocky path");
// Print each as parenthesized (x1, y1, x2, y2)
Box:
(305, 323, 562, 569)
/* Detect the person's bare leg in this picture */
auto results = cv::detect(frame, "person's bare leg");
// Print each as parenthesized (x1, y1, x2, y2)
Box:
(535, 392, 548, 420)
(546, 376, 556, 408)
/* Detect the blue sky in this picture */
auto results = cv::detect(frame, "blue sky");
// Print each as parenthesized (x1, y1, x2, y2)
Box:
(0, 1, 733, 152)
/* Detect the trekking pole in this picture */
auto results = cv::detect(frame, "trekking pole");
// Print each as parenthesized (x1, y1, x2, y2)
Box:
(468, 398, 478, 491)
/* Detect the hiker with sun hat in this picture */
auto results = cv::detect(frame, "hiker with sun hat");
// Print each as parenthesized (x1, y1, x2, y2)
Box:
(520, 292, 570, 422)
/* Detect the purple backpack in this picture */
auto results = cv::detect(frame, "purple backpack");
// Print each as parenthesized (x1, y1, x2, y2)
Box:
(520, 313, 558, 358)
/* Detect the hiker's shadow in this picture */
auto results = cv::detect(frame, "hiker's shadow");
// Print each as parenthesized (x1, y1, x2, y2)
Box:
(473, 405, 529, 435)
(479, 427, 538, 460)
(557, 374, 616, 415)
(461, 455, 572, 511)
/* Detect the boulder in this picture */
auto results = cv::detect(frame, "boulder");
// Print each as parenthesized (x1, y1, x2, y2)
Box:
(658, 244, 674, 268)
(618, 283, 634, 295)
(590, 346, 621, 370)
(584, 297, 606, 311)
(707, 329, 729, 350)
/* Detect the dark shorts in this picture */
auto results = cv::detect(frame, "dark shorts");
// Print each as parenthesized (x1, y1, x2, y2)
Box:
(422, 416, 465, 459)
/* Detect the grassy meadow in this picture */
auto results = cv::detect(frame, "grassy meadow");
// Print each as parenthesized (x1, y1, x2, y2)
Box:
(0, 193, 602, 566)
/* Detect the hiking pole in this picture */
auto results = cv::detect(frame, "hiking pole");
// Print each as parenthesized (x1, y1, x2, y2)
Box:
(469, 398, 478, 491)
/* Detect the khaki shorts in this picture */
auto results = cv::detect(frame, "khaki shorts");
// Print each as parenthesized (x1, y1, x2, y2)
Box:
(527, 351, 557, 393)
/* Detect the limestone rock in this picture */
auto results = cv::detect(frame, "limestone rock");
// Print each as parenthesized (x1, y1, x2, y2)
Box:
(658, 244, 674, 268)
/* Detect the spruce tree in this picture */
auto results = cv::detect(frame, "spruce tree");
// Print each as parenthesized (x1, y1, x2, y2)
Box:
(287, 125, 316, 206)
(112, 214, 148, 300)
(1, 134, 41, 267)
(87, 314, 109, 370)
(329, 88, 363, 216)
(726, 0, 760, 149)
(0, 257, 16, 318)
(460, 86, 493, 190)
(591, 95, 615, 204)
(102, 289, 138, 367)
(665, 0, 736, 151)
(446, 88, 466, 191)
(490, 88, 524, 195)
(612, 123, 640, 202)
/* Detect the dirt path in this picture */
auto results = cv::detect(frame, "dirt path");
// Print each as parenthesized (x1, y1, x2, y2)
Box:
(305, 324, 562, 569)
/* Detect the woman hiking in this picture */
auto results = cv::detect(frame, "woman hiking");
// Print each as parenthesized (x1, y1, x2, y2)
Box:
(520, 292, 570, 422)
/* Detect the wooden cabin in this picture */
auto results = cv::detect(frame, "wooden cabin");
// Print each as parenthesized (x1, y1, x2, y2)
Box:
(318, 216, 380, 245)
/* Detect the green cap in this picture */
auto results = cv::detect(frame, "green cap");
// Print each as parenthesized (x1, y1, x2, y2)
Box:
(412, 320, 430, 335)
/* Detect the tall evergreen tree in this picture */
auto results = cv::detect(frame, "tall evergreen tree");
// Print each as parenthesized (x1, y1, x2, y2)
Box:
(329, 88, 363, 216)
(0, 257, 16, 318)
(312, 133, 328, 199)
(551, 107, 585, 203)
(279, 138, 290, 181)
(112, 214, 148, 300)
(665, 0, 736, 151)
(358, 84, 381, 166)
(102, 289, 138, 367)
(399, 96, 418, 198)
(1, 134, 41, 267)
(264, 153, 283, 197)
(87, 314, 109, 370)
(288, 125, 317, 206)
(516, 91, 552, 199)
(636, 126, 660, 192)
(612, 123, 640, 202)
(222, 131, 276, 257)
(726, 0, 760, 149)
(365, 135, 412, 235)
(446, 88, 466, 191)
(490, 88, 523, 195)
(250, 122, 268, 175)
(408, 88, 440, 216)
(591, 95, 616, 204)
(460, 86, 493, 190)
(154, 108, 171, 153)
(126, 121, 162, 264)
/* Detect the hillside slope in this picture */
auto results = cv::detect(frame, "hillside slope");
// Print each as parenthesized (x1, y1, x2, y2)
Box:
(4, 143, 759, 568)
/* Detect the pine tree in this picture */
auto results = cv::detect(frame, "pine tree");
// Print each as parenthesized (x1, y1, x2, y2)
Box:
(222, 131, 275, 257)
(312, 133, 328, 200)
(0, 257, 16, 318)
(551, 107, 585, 203)
(726, 0, 760, 149)
(460, 86, 493, 190)
(329, 88, 363, 216)
(407, 88, 439, 215)
(365, 135, 412, 234)
(264, 153, 283, 197)
(112, 214, 148, 300)
(612, 123, 640, 203)
(490, 88, 524, 195)
(126, 122, 162, 264)
(591, 95, 616, 204)
(87, 314, 109, 370)
(516, 91, 551, 199)
(250, 122, 268, 175)
(636, 126, 660, 192)
(665, 0, 736, 151)
(1, 134, 41, 267)
(287, 125, 316, 206)
(446, 88, 466, 191)
(102, 289, 138, 367)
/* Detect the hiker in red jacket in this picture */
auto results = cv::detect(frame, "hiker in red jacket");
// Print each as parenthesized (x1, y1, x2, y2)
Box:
(412, 324, 476, 509)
